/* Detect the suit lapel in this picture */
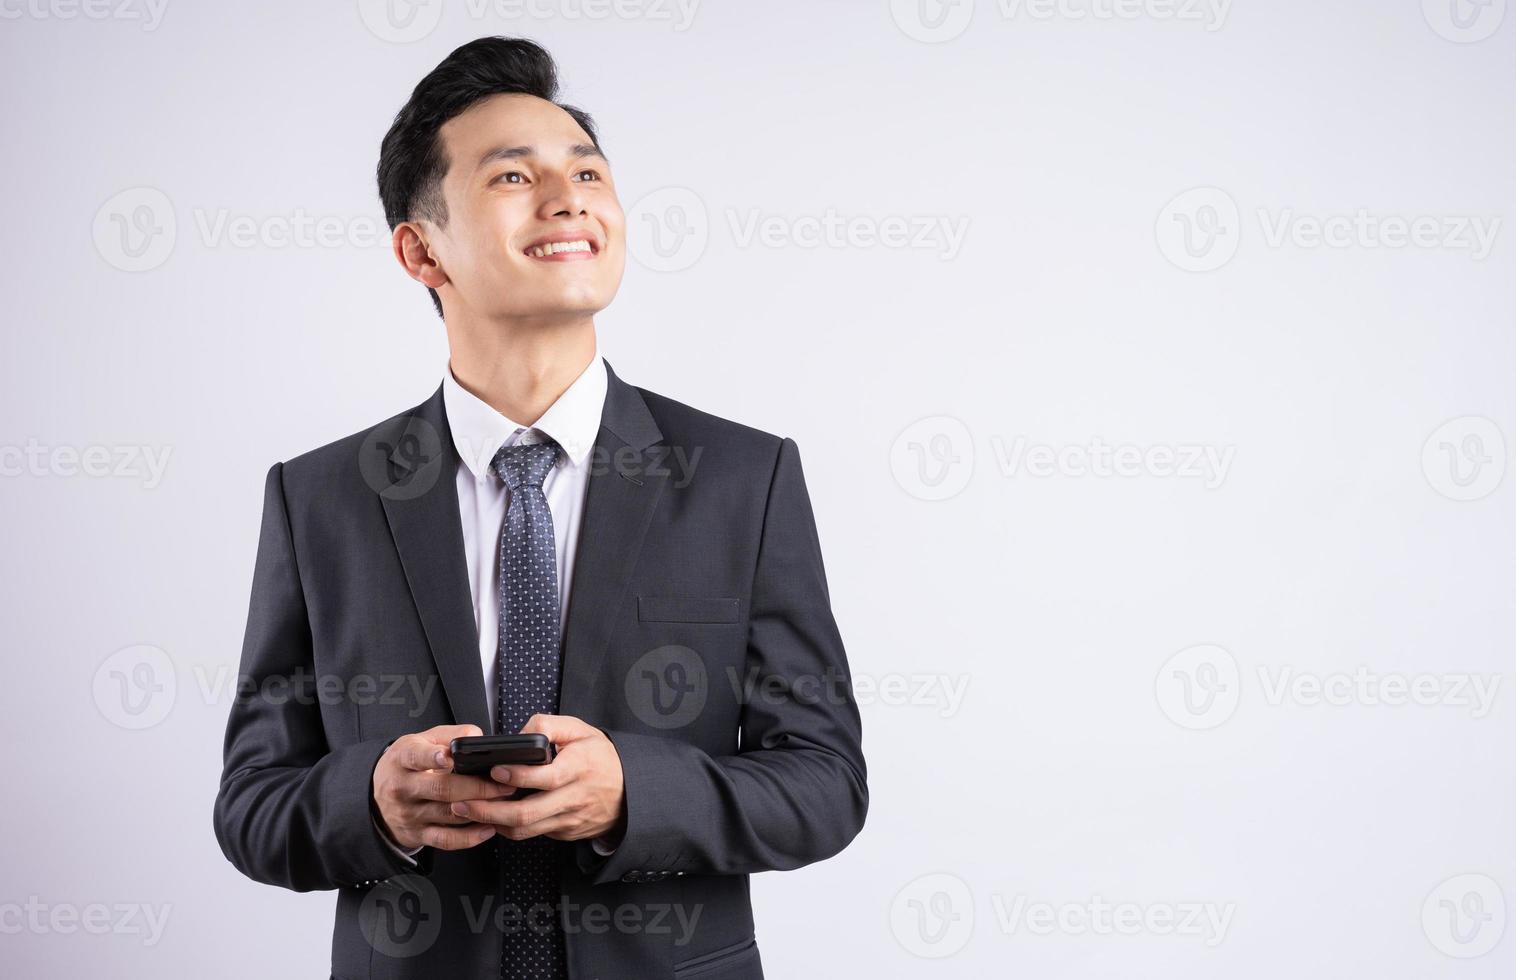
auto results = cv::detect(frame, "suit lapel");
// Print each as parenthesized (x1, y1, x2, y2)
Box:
(375, 387, 492, 732)
(558, 360, 668, 717)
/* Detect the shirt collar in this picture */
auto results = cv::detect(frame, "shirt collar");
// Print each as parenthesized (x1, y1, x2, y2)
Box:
(442, 347, 608, 480)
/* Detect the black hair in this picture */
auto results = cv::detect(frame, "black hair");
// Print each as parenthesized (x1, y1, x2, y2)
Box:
(376, 36, 601, 319)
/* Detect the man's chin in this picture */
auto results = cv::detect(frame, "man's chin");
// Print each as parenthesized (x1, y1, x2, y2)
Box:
(487, 293, 615, 323)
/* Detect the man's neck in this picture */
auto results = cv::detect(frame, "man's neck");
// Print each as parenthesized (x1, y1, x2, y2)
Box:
(445, 314, 597, 427)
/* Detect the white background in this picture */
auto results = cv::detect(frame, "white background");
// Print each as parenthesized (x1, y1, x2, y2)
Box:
(1, 0, 1512, 976)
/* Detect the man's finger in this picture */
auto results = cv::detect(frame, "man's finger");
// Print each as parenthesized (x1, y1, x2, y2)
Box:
(419, 822, 497, 851)
(411, 801, 480, 826)
(412, 770, 519, 803)
(491, 758, 577, 791)
(519, 713, 597, 745)
(498, 812, 583, 842)
(395, 725, 484, 771)
(451, 786, 577, 829)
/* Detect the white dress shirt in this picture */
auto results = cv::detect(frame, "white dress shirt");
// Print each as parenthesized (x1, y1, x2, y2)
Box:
(381, 347, 613, 861)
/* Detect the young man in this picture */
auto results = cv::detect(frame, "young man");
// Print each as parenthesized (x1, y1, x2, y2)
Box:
(213, 37, 867, 980)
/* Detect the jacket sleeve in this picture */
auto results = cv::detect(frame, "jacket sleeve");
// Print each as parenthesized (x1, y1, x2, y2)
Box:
(212, 462, 424, 892)
(585, 437, 868, 883)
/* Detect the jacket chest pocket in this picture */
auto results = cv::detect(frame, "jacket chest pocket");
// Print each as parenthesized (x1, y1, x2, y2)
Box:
(638, 595, 741, 624)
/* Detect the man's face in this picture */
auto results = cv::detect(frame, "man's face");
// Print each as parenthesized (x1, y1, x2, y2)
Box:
(423, 93, 625, 321)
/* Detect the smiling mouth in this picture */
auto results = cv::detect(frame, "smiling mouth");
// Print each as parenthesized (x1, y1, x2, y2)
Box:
(524, 239, 598, 260)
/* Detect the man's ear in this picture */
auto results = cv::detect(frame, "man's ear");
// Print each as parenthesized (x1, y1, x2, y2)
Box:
(392, 221, 449, 290)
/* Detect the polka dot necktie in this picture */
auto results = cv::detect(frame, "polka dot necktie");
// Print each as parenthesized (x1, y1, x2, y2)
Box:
(490, 438, 567, 980)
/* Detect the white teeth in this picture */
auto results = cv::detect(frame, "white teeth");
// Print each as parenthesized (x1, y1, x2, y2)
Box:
(529, 240, 592, 257)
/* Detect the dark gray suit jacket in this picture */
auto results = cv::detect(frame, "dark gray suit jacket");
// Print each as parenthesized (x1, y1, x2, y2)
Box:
(213, 361, 868, 979)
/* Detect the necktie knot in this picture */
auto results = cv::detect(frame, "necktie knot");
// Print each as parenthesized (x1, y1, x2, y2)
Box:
(491, 438, 561, 491)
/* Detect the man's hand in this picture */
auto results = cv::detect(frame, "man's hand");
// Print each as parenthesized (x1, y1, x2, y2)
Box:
(449, 714, 626, 843)
(372, 724, 517, 851)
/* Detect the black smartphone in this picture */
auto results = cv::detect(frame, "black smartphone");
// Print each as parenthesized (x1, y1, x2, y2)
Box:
(448, 733, 556, 777)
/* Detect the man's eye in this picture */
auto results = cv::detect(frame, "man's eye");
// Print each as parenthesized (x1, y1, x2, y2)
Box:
(496, 171, 527, 184)
(572, 170, 602, 182)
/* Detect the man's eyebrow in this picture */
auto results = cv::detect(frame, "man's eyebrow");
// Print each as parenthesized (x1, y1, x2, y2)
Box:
(476, 143, 608, 169)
